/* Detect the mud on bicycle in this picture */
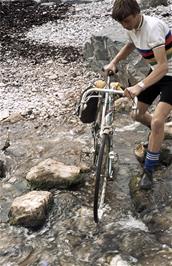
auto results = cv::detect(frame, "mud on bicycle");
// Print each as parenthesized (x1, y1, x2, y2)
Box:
(77, 72, 138, 223)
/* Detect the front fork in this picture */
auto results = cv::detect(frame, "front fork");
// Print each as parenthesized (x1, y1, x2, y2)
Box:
(108, 127, 120, 180)
(108, 134, 115, 179)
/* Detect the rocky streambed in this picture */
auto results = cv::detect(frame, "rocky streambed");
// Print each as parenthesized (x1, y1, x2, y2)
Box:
(1, 0, 172, 265)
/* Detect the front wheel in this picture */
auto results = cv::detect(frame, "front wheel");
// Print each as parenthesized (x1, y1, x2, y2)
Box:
(93, 133, 110, 223)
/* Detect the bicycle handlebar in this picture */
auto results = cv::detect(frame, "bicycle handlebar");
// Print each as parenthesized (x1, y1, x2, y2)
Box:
(80, 87, 124, 105)
(79, 87, 138, 118)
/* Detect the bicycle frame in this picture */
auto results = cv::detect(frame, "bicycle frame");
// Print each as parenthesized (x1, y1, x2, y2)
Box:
(79, 77, 138, 222)
(79, 78, 124, 178)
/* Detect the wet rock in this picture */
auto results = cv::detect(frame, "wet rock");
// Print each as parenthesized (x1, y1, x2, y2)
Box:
(117, 230, 161, 258)
(26, 158, 82, 189)
(129, 163, 172, 247)
(53, 192, 80, 219)
(129, 162, 172, 211)
(138, 248, 172, 266)
(0, 232, 33, 266)
(164, 121, 172, 139)
(9, 190, 53, 228)
(79, 162, 90, 172)
(109, 255, 129, 266)
(114, 97, 132, 113)
(1, 136, 10, 151)
(145, 206, 172, 233)
(0, 160, 5, 178)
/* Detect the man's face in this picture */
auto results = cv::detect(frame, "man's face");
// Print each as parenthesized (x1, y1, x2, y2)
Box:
(119, 14, 140, 30)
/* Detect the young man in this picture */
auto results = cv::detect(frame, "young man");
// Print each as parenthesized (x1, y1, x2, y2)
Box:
(104, 0, 172, 190)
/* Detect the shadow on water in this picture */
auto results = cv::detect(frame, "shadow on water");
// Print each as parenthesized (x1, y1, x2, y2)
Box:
(0, 0, 81, 63)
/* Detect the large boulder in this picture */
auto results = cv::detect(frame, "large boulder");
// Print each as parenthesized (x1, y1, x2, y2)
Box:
(83, 24, 150, 87)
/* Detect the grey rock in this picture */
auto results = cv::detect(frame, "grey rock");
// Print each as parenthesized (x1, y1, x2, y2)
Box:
(140, 0, 168, 9)
(83, 25, 150, 86)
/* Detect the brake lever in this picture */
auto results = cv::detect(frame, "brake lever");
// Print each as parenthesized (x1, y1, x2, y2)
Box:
(125, 89, 139, 115)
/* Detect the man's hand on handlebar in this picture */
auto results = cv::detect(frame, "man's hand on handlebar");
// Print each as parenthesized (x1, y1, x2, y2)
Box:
(103, 62, 118, 76)
(124, 84, 143, 99)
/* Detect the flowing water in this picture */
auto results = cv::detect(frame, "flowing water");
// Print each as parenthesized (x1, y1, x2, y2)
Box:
(1, 115, 172, 265)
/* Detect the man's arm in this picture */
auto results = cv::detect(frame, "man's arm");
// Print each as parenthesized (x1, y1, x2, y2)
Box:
(124, 45, 168, 98)
(140, 46, 168, 89)
(111, 42, 135, 65)
(104, 42, 135, 73)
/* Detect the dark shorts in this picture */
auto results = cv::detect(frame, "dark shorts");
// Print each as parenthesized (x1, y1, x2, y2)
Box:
(138, 75, 172, 106)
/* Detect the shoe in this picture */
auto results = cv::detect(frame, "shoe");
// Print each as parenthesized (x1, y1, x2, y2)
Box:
(140, 169, 153, 190)
(134, 143, 147, 163)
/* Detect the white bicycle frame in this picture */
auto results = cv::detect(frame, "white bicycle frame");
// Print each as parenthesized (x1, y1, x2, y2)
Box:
(79, 81, 138, 178)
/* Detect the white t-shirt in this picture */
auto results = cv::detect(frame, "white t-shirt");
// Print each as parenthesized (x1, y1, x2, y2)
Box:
(127, 15, 172, 76)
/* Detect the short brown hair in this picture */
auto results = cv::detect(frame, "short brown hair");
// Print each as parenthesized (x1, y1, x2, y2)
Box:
(112, 0, 140, 22)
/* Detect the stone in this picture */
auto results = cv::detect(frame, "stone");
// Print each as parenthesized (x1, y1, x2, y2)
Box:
(109, 255, 130, 266)
(26, 158, 82, 189)
(114, 97, 132, 113)
(9, 190, 53, 228)
(3, 112, 24, 124)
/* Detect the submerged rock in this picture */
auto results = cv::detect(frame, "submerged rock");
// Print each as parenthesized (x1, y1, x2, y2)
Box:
(26, 158, 82, 189)
(9, 190, 53, 228)
(129, 163, 172, 247)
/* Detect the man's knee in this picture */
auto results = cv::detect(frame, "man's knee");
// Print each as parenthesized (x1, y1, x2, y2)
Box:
(151, 117, 164, 134)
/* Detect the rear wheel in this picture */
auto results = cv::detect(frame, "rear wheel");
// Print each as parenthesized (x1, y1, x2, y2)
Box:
(93, 133, 110, 223)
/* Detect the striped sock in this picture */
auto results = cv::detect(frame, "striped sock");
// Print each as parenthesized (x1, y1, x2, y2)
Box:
(144, 150, 160, 173)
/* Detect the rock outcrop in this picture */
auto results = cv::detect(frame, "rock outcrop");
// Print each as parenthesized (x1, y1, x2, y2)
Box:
(83, 24, 150, 87)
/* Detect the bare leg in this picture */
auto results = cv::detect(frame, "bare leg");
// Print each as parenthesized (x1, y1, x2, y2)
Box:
(148, 102, 172, 152)
(140, 102, 172, 190)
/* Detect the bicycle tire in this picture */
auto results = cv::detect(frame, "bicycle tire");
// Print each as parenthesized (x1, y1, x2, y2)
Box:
(93, 98, 103, 166)
(94, 133, 110, 223)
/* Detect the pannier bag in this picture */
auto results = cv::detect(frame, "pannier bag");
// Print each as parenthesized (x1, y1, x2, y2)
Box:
(76, 87, 99, 124)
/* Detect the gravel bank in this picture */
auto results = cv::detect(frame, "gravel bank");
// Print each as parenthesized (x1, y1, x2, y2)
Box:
(0, 0, 172, 125)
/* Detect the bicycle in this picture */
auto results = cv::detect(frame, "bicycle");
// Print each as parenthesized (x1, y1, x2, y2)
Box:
(78, 72, 138, 223)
